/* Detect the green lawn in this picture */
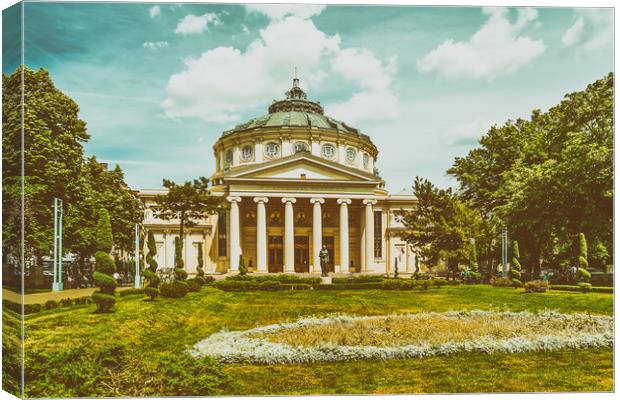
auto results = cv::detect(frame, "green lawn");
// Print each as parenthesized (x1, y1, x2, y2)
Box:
(16, 285, 614, 397)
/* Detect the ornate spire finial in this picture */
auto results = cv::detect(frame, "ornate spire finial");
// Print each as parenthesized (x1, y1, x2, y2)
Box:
(293, 66, 299, 87)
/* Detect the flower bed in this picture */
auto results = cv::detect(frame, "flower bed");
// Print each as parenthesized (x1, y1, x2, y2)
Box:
(190, 310, 613, 364)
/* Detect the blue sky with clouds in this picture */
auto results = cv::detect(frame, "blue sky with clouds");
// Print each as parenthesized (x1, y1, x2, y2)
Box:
(4, 3, 614, 192)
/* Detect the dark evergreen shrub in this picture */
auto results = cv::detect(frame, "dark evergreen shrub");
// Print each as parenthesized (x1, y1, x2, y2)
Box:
(45, 300, 58, 309)
(93, 271, 118, 294)
(160, 281, 189, 298)
(59, 298, 73, 307)
(238, 255, 247, 276)
(193, 276, 206, 285)
(145, 287, 160, 300)
(174, 268, 188, 281)
(92, 292, 116, 313)
(577, 267, 591, 282)
(119, 288, 146, 297)
(143, 269, 161, 288)
(524, 280, 549, 293)
(94, 251, 116, 275)
(187, 279, 201, 292)
(577, 282, 592, 293)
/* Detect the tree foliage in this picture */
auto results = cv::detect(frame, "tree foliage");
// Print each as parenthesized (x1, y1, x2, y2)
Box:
(155, 177, 222, 266)
(448, 73, 613, 275)
(400, 177, 481, 279)
(146, 230, 158, 272)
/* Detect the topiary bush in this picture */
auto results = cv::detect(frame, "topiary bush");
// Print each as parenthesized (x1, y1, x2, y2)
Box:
(92, 292, 116, 313)
(160, 281, 189, 298)
(59, 298, 73, 307)
(524, 280, 549, 293)
(174, 268, 188, 281)
(510, 240, 523, 286)
(193, 276, 206, 285)
(577, 267, 591, 282)
(45, 300, 58, 310)
(143, 269, 161, 288)
(119, 288, 146, 297)
(144, 286, 160, 301)
(577, 282, 592, 293)
(93, 271, 118, 294)
(490, 277, 514, 287)
(238, 254, 247, 276)
(511, 278, 523, 288)
(94, 251, 116, 275)
(187, 279, 201, 292)
(196, 242, 205, 277)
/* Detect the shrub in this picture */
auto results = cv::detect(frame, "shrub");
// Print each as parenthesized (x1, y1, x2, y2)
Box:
(511, 278, 523, 288)
(315, 283, 384, 290)
(238, 255, 247, 276)
(93, 271, 118, 294)
(174, 236, 184, 269)
(119, 288, 146, 297)
(59, 298, 73, 307)
(146, 230, 158, 272)
(412, 272, 434, 280)
(94, 251, 116, 275)
(24, 303, 42, 314)
(45, 300, 58, 310)
(224, 274, 320, 285)
(143, 269, 161, 288)
(193, 276, 206, 285)
(333, 275, 384, 284)
(160, 281, 189, 298)
(174, 268, 188, 281)
(91, 292, 116, 313)
(196, 242, 205, 276)
(577, 282, 592, 293)
(145, 287, 160, 301)
(524, 280, 549, 293)
(550, 285, 613, 294)
(382, 279, 414, 290)
(490, 277, 514, 287)
(577, 267, 591, 282)
(187, 279, 202, 292)
(202, 275, 215, 284)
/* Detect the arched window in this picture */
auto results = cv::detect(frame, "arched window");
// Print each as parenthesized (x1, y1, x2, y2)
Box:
(241, 145, 254, 161)
(346, 147, 357, 164)
(225, 149, 233, 165)
(363, 153, 370, 168)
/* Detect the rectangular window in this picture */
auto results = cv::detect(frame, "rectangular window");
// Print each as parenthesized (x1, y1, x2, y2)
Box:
(218, 211, 227, 257)
(374, 210, 382, 258)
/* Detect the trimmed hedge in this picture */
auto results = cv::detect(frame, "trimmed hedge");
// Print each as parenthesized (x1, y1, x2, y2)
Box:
(187, 279, 202, 292)
(214, 280, 313, 292)
(332, 275, 384, 284)
(524, 280, 549, 293)
(224, 274, 321, 285)
(119, 288, 146, 297)
(551, 285, 613, 294)
(315, 283, 384, 290)
(145, 287, 160, 300)
(160, 281, 189, 298)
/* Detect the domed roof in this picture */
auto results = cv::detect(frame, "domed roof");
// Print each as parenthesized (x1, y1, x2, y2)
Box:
(222, 78, 369, 140)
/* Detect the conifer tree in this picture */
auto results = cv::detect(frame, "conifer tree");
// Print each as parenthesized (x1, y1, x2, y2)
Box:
(91, 209, 117, 312)
(196, 242, 205, 277)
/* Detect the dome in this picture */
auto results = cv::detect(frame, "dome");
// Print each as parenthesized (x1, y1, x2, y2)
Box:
(213, 77, 378, 175)
(222, 78, 370, 141)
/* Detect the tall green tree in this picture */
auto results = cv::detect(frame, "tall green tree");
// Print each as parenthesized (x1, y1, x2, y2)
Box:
(400, 177, 481, 279)
(155, 177, 222, 262)
(449, 73, 613, 276)
(92, 209, 117, 312)
(146, 231, 158, 272)
(2, 66, 89, 268)
(196, 242, 204, 277)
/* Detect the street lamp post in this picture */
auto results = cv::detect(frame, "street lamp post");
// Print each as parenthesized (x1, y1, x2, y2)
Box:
(52, 198, 63, 291)
(134, 223, 141, 289)
(501, 226, 508, 278)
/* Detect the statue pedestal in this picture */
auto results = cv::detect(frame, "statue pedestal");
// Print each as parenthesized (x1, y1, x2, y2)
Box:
(321, 276, 332, 285)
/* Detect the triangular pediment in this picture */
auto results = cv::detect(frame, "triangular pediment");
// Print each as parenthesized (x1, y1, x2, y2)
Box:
(222, 153, 380, 182)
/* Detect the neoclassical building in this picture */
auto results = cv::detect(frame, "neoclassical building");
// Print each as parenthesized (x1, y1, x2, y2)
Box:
(140, 78, 418, 275)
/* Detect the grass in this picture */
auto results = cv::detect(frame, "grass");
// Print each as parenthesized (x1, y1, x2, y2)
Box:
(15, 284, 614, 396)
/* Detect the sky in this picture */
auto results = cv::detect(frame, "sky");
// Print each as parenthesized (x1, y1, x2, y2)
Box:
(2, 2, 614, 192)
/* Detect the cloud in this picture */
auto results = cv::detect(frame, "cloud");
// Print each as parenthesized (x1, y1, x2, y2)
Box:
(163, 16, 340, 122)
(327, 49, 399, 124)
(562, 9, 613, 51)
(149, 6, 160, 18)
(162, 15, 399, 128)
(246, 4, 326, 20)
(143, 41, 169, 50)
(417, 7, 544, 80)
(175, 13, 221, 35)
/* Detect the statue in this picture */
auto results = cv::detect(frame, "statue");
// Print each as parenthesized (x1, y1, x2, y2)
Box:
(319, 245, 330, 277)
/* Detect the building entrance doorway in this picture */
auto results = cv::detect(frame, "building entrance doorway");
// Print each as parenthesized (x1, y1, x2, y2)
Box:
(268, 236, 283, 273)
(294, 236, 310, 273)
(322, 236, 335, 273)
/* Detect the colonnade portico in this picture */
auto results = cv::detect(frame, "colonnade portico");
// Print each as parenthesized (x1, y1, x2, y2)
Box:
(225, 195, 376, 273)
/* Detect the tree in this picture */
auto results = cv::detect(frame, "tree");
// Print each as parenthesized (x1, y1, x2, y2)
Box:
(468, 239, 478, 272)
(3, 66, 89, 278)
(400, 177, 481, 279)
(91, 209, 117, 313)
(449, 73, 613, 277)
(174, 237, 187, 281)
(196, 242, 205, 277)
(146, 231, 158, 272)
(510, 240, 522, 286)
(155, 177, 222, 267)
(238, 255, 247, 276)
(577, 233, 590, 283)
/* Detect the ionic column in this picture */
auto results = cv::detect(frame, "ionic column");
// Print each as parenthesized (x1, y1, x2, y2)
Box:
(254, 197, 269, 272)
(227, 196, 242, 271)
(282, 197, 296, 272)
(337, 199, 352, 273)
(310, 198, 325, 273)
(363, 199, 377, 272)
